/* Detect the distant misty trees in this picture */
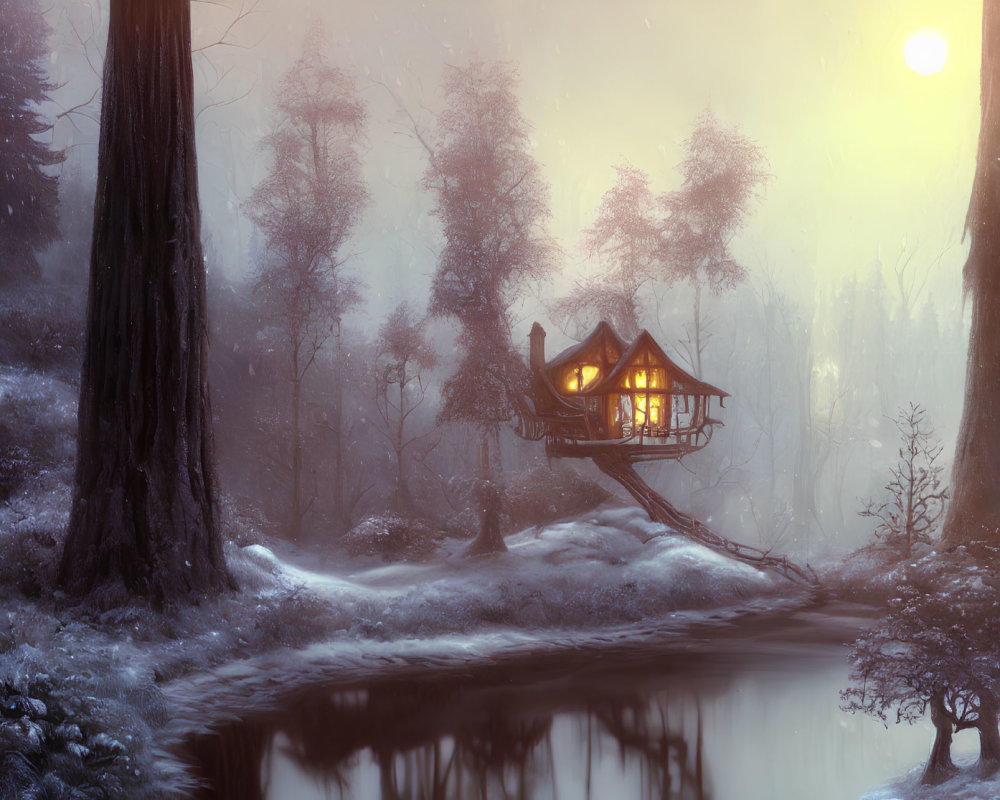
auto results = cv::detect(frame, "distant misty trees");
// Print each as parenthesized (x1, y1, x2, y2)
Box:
(554, 164, 659, 341)
(245, 31, 367, 540)
(422, 62, 556, 553)
(0, 0, 62, 283)
(372, 303, 438, 515)
(555, 110, 768, 377)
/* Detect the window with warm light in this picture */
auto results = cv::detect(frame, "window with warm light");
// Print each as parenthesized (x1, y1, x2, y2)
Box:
(566, 364, 599, 392)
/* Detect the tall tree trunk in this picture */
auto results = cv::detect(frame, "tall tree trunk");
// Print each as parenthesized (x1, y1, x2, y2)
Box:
(290, 373, 303, 542)
(920, 691, 956, 785)
(60, 0, 230, 604)
(332, 317, 347, 529)
(978, 690, 1000, 776)
(943, 0, 1000, 548)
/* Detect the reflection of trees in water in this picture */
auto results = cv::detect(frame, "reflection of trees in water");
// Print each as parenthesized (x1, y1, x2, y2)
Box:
(371, 714, 553, 800)
(187, 678, 710, 799)
(591, 697, 707, 800)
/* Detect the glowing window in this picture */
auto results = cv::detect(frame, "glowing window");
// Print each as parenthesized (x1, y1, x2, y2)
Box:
(566, 364, 599, 392)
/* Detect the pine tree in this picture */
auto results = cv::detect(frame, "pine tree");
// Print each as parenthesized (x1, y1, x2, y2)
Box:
(0, 0, 62, 281)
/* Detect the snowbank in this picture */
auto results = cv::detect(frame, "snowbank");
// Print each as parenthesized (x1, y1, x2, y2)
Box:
(862, 760, 1000, 800)
(277, 504, 795, 637)
(0, 500, 805, 798)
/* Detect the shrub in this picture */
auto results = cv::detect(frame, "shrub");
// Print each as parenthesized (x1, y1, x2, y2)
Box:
(344, 514, 442, 562)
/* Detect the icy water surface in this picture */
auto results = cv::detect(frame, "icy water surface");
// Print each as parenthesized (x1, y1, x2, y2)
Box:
(184, 611, 952, 800)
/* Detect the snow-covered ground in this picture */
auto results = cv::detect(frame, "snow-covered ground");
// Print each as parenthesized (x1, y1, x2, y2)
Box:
(267, 504, 796, 637)
(0, 499, 815, 798)
(862, 761, 1000, 800)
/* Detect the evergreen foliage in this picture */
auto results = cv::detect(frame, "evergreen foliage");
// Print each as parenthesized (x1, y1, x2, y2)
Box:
(0, 0, 62, 282)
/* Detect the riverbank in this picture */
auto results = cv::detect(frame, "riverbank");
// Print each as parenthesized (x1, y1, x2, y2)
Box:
(0, 500, 822, 797)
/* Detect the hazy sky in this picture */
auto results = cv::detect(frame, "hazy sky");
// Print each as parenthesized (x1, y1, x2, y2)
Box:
(54, 0, 985, 324)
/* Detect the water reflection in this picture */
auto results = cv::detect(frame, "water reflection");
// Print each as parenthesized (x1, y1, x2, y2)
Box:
(186, 647, 936, 800)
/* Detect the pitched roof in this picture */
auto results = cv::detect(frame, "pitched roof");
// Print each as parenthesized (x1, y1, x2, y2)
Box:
(544, 319, 627, 373)
(582, 329, 729, 398)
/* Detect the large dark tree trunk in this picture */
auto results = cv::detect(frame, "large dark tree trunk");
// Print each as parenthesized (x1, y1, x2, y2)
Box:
(943, 0, 1000, 547)
(60, 0, 230, 605)
(920, 691, 956, 785)
(978, 691, 1000, 776)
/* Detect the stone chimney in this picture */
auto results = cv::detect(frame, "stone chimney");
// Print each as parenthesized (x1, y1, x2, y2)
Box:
(529, 322, 546, 374)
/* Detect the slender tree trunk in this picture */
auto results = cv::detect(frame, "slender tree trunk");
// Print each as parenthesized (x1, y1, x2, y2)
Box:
(332, 317, 347, 529)
(466, 429, 507, 555)
(943, 0, 1000, 547)
(693, 282, 703, 379)
(394, 373, 412, 513)
(60, 0, 229, 604)
(921, 691, 956, 785)
(290, 372, 303, 542)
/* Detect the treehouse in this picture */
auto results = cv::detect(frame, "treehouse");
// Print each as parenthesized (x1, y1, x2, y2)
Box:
(527, 321, 728, 463)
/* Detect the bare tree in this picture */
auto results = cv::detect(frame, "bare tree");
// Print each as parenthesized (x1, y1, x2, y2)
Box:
(843, 558, 1000, 783)
(372, 303, 438, 514)
(861, 404, 948, 556)
(659, 109, 769, 377)
(423, 62, 556, 554)
(245, 30, 366, 540)
(60, 0, 230, 604)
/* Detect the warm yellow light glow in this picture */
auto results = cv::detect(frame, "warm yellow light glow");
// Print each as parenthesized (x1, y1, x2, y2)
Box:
(632, 393, 665, 428)
(904, 29, 947, 76)
(634, 394, 647, 426)
(566, 364, 600, 392)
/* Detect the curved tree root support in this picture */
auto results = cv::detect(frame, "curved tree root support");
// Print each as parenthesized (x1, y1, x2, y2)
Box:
(591, 450, 817, 585)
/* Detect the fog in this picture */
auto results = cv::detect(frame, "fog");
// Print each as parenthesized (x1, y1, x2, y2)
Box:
(36, 0, 982, 558)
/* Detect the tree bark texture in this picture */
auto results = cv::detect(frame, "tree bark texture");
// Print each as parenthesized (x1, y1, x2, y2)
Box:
(943, 0, 1000, 547)
(977, 690, 1000, 776)
(466, 432, 507, 555)
(60, 0, 229, 604)
(920, 691, 956, 785)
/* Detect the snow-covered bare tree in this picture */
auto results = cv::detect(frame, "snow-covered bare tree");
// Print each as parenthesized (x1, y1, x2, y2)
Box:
(245, 30, 366, 540)
(842, 557, 1000, 783)
(861, 404, 947, 556)
(424, 62, 556, 553)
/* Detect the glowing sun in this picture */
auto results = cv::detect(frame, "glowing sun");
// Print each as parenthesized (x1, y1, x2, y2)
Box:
(904, 28, 948, 75)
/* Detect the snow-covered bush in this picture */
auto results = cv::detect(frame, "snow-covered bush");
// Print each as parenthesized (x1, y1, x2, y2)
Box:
(344, 514, 443, 561)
